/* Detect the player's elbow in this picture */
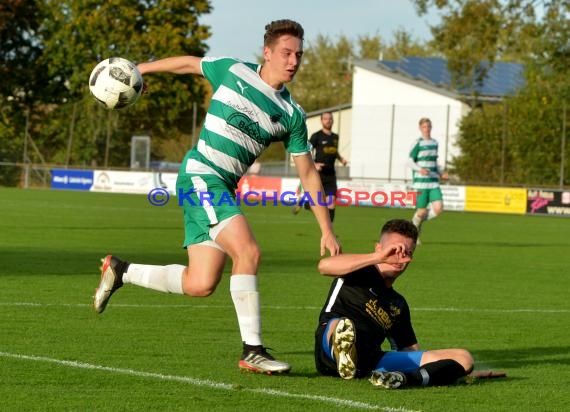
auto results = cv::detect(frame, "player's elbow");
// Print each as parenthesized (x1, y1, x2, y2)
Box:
(318, 259, 335, 276)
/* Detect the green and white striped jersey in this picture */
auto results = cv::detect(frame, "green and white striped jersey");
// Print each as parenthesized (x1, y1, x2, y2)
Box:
(179, 57, 310, 189)
(408, 138, 441, 189)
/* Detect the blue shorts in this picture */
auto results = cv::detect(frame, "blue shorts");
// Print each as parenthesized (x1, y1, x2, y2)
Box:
(315, 318, 424, 377)
(375, 350, 424, 373)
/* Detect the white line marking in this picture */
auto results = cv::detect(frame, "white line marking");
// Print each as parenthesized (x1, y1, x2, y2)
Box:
(0, 351, 420, 412)
(0, 302, 568, 313)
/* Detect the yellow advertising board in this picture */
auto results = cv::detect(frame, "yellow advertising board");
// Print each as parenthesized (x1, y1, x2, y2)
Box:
(465, 186, 527, 214)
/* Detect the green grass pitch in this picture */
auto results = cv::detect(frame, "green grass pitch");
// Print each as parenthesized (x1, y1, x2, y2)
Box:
(0, 187, 568, 411)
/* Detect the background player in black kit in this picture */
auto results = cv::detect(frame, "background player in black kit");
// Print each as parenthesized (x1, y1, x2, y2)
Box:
(314, 219, 474, 388)
(292, 111, 347, 221)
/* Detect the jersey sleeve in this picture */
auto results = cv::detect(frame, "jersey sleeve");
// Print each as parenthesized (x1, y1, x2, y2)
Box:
(283, 106, 310, 155)
(407, 139, 422, 171)
(200, 57, 243, 91)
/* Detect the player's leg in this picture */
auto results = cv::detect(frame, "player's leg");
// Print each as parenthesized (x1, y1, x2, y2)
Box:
(427, 200, 443, 219)
(328, 194, 337, 222)
(411, 191, 429, 223)
(420, 348, 474, 374)
(371, 348, 473, 388)
(369, 351, 422, 389)
(411, 190, 429, 242)
(93, 219, 228, 313)
(316, 318, 357, 379)
(214, 214, 291, 374)
(183, 242, 227, 296)
(292, 181, 305, 214)
(406, 348, 473, 387)
(425, 188, 444, 221)
(321, 175, 338, 222)
(93, 174, 232, 312)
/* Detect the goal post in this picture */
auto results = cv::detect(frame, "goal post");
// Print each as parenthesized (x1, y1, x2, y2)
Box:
(130, 135, 151, 169)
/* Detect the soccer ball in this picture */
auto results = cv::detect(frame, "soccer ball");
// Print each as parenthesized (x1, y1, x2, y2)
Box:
(89, 57, 143, 109)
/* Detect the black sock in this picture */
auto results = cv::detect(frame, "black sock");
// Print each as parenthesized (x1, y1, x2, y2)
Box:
(328, 209, 335, 222)
(243, 343, 263, 354)
(405, 359, 467, 387)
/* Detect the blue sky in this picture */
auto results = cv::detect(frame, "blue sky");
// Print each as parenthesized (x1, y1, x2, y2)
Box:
(200, 0, 441, 61)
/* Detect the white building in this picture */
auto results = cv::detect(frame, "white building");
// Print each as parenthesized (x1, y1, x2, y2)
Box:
(349, 57, 523, 181)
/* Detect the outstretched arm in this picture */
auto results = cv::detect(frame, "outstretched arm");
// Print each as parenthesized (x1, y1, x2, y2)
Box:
(318, 242, 410, 276)
(318, 252, 382, 276)
(138, 56, 202, 76)
(294, 153, 341, 256)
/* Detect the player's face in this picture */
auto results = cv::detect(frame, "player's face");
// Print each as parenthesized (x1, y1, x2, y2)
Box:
(376, 232, 416, 281)
(264, 35, 303, 85)
(321, 113, 333, 129)
(420, 121, 432, 138)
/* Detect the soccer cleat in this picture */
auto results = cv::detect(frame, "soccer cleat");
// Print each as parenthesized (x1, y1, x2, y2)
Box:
(291, 205, 301, 215)
(369, 371, 407, 389)
(239, 346, 291, 374)
(93, 255, 126, 314)
(332, 318, 357, 379)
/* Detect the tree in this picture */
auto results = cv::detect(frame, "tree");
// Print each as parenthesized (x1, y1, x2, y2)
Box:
(412, 0, 552, 91)
(40, 0, 213, 167)
(416, 0, 570, 185)
(380, 28, 434, 60)
(0, 0, 53, 184)
(289, 31, 432, 113)
(288, 34, 354, 113)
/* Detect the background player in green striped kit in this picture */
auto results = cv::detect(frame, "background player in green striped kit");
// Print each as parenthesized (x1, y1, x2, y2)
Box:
(93, 19, 341, 375)
(407, 118, 448, 239)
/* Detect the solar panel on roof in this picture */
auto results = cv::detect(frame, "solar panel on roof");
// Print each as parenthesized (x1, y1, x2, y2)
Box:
(377, 56, 524, 97)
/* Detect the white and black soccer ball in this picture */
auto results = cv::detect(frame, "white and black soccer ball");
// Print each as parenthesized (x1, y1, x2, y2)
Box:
(89, 57, 143, 109)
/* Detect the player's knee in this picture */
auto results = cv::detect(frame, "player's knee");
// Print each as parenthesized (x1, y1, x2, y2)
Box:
(184, 284, 216, 297)
(456, 349, 474, 373)
(232, 243, 261, 269)
(182, 277, 219, 297)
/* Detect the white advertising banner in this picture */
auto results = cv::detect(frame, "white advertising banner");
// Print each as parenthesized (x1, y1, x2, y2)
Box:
(91, 170, 177, 194)
(441, 185, 466, 211)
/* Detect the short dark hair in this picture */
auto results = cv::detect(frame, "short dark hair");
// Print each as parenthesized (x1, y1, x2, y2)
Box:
(380, 219, 418, 243)
(264, 19, 304, 48)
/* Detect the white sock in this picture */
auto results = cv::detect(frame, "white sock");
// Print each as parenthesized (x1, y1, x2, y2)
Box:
(123, 264, 185, 294)
(230, 274, 262, 346)
(427, 208, 438, 220)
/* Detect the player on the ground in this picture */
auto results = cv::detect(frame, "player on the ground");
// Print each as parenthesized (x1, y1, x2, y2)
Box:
(93, 19, 341, 375)
(408, 117, 448, 240)
(314, 219, 473, 388)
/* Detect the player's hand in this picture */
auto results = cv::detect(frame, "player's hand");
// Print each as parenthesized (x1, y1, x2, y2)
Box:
(420, 168, 429, 176)
(375, 243, 412, 264)
(321, 232, 341, 256)
(440, 171, 449, 180)
(315, 162, 324, 171)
